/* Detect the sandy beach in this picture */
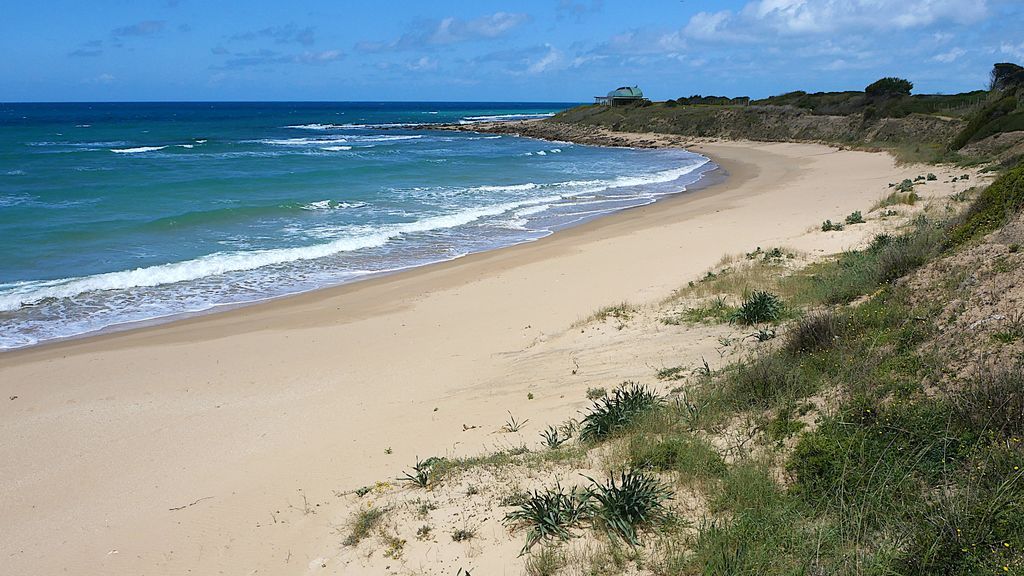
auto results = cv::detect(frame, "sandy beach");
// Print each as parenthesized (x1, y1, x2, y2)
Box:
(0, 138, 975, 575)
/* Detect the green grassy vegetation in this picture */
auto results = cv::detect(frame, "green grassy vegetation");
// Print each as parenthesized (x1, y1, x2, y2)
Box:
(752, 85, 988, 119)
(506, 170, 1023, 571)
(947, 161, 1024, 246)
(551, 63, 1024, 165)
(357, 157, 1024, 572)
(874, 189, 920, 210)
(622, 429, 726, 483)
(581, 302, 637, 325)
(781, 221, 944, 305)
(663, 296, 735, 325)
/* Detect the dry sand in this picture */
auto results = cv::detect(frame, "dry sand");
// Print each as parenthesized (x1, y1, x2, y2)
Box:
(0, 138, 982, 575)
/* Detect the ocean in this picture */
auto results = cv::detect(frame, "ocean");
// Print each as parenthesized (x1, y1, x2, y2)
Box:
(0, 102, 715, 349)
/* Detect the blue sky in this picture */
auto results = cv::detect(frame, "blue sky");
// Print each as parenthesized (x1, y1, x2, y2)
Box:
(2, 0, 1022, 102)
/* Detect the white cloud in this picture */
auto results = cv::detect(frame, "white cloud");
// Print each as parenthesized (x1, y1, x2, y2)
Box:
(527, 44, 562, 74)
(684, 0, 989, 39)
(684, 11, 733, 40)
(407, 56, 438, 71)
(358, 12, 530, 52)
(86, 73, 116, 84)
(1001, 41, 1024, 61)
(932, 47, 966, 63)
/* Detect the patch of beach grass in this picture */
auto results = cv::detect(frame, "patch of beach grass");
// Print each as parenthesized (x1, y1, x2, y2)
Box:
(873, 189, 920, 211)
(577, 302, 638, 328)
(343, 506, 387, 547)
(524, 546, 568, 576)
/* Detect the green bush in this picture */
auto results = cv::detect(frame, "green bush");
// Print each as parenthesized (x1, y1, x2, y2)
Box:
(948, 161, 1024, 246)
(784, 310, 841, 355)
(845, 211, 865, 225)
(723, 353, 814, 409)
(865, 77, 913, 97)
(821, 219, 845, 231)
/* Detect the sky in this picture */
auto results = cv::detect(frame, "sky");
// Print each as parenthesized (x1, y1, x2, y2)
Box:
(2, 0, 1023, 102)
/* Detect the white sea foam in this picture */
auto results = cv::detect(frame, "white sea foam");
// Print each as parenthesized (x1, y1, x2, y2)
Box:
(286, 122, 426, 130)
(261, 136, 348, 146)
(111, 146, 167, 154)
(261, 135, 419, 146)
(0, 194, 569, 312)
(301, 200, 367, 211)
(0, 152, 714, 346)
(195, 139, 208, 144)
(320, 145, 353, 151)
(179, 144, 194, 149)
(4, 170, 26, 176)
(0, 194, 32, 207)
(284, 123, 338, 130)
(459, 113, 556, 124)
(473, 183, 538, 192)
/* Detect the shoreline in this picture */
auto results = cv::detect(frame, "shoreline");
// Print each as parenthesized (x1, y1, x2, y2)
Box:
(0, 136, 721, 355)
(0, 137, 947, 575)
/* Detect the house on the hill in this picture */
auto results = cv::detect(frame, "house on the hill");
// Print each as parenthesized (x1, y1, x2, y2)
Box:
(595, 86, 645, 105)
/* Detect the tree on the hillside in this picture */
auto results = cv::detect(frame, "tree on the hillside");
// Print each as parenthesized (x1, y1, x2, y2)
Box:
(865, 77, 913, 97)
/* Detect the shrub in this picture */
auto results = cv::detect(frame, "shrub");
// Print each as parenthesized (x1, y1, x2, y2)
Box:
(844, 211, 865, 225)
(784, 310, 841, 355)
(587, 470, 672, 546)
(875, 226, 943, 283)
(821, 219, 845, 232)
(865, 77, 913, 97)
(505, 483, 592, 552)
(733, 291, 784, 324)
(451, 528, 476, 542)
(724, 353, 813, 408)
(926, 173, 937, 181)
(580, 382, 663, 441)
(586, 387, 607, 400)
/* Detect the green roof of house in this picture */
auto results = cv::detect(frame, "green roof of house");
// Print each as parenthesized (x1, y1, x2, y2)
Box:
(608, 86, 643, 99)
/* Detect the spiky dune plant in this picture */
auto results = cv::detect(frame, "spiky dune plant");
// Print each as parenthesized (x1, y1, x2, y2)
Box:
(732, 290, 784, 325)
(586, 470, 672, 546)
(504, 483, 593, 553)
(579, 382, 663, 442)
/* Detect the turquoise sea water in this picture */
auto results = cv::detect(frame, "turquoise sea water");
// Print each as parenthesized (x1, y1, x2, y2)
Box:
(0, 102, 714, 349)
